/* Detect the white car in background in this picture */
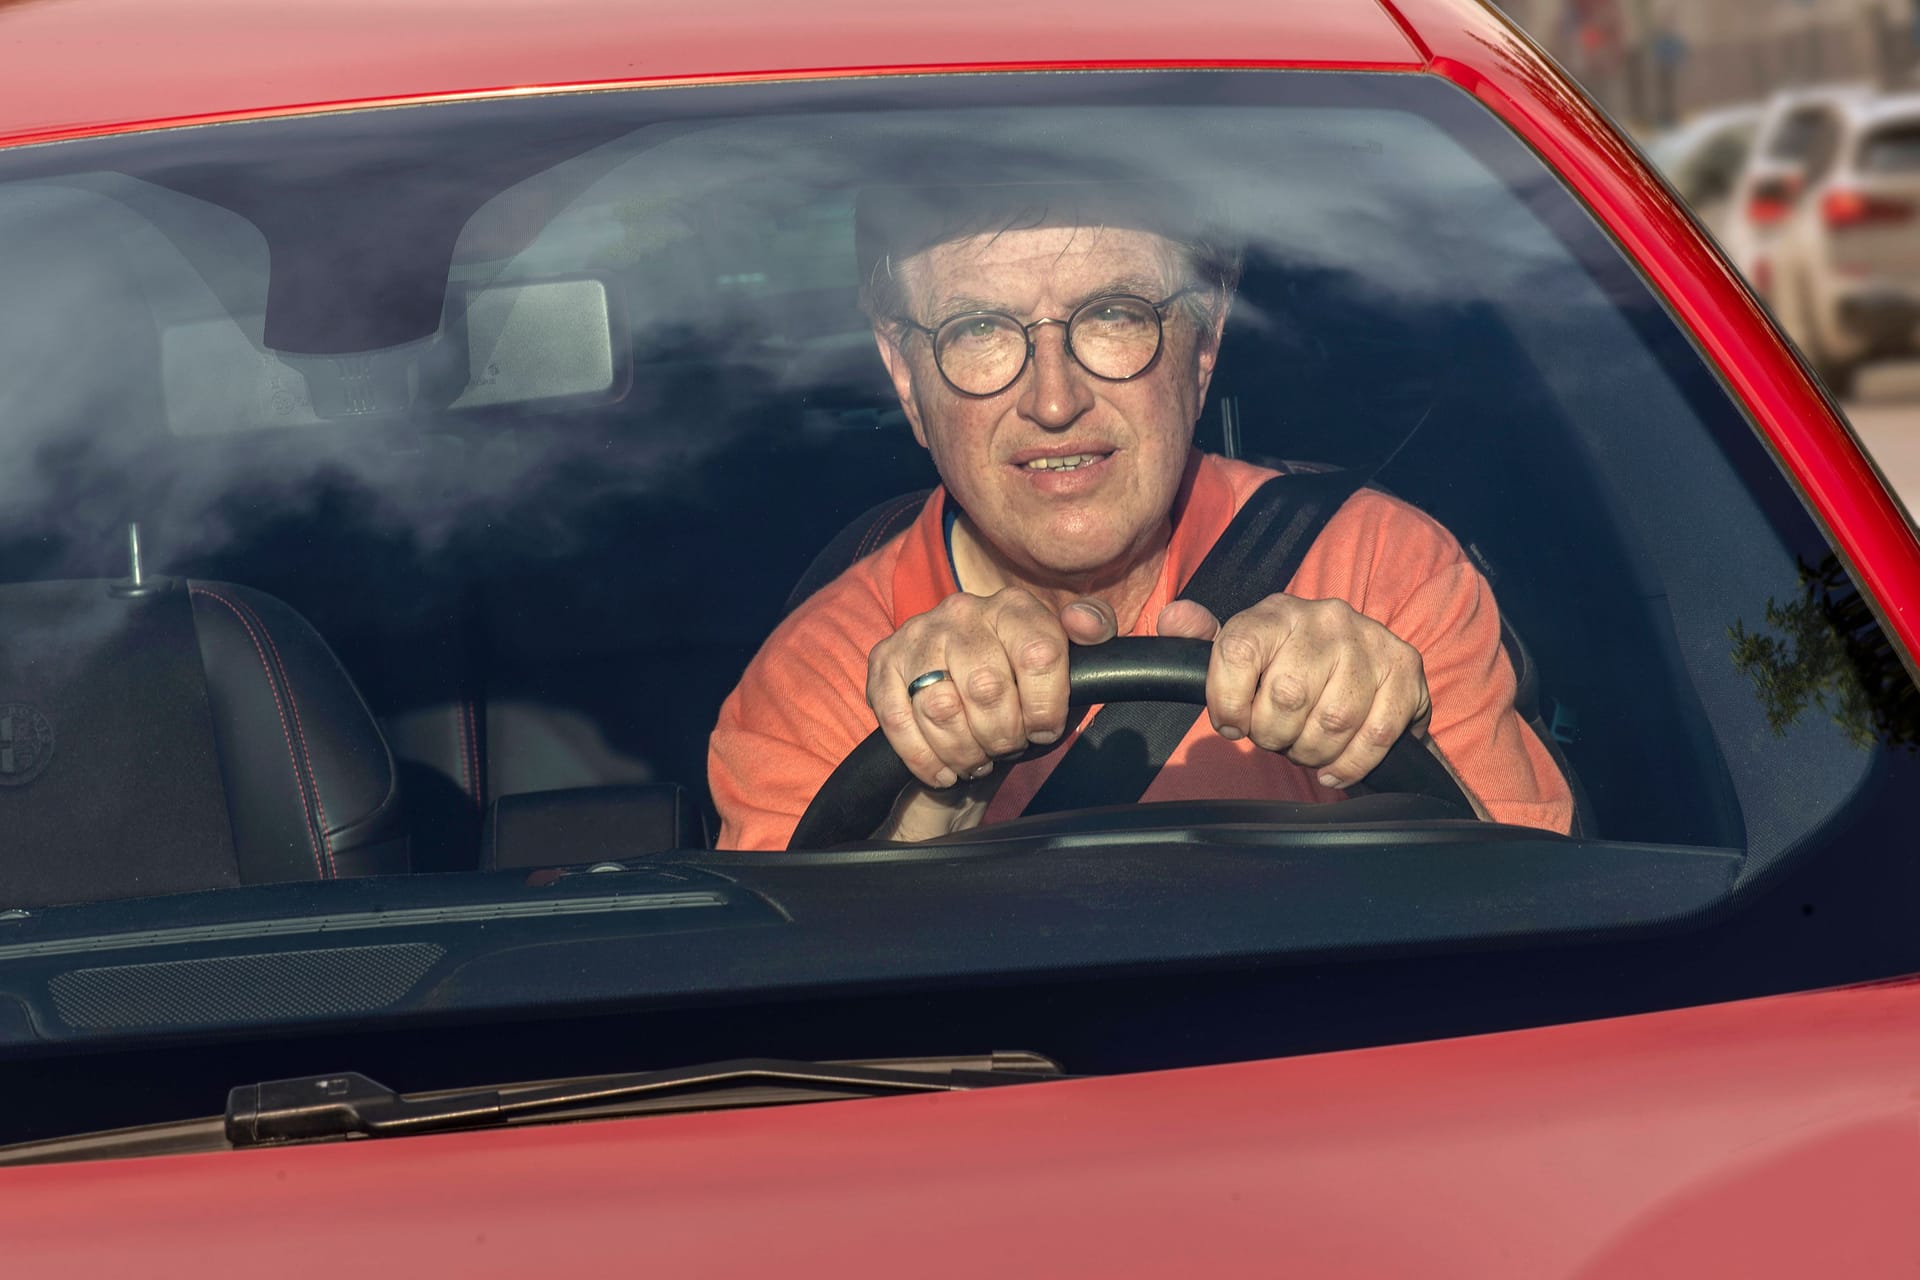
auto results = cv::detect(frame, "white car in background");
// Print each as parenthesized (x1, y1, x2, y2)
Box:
(1723, 84, 1873, 292)
(1763, 93, 1920, 397)
(1646, 103, 1763, 242)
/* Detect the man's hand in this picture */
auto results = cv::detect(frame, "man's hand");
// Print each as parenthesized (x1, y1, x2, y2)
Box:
(1156, 594, 1431, 792)
(866, 588, 1116, 840)
(864, 588, 1436, 842)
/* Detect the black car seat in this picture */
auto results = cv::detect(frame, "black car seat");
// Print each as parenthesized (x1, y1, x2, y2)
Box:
(0, 576, 406, 908)
(784, 480, 1591, 836)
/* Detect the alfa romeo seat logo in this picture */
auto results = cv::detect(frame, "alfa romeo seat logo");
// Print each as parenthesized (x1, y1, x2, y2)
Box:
(0, 704, 54, 787)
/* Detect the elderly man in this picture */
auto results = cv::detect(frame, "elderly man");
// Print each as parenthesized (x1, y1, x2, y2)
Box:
(709, 184, 1573, 848)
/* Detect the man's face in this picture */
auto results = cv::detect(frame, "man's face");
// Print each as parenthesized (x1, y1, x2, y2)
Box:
(875, 225, 1225, 584)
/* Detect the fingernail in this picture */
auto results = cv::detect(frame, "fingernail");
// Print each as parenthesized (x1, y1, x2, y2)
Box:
(1029, 729, 1060, 744)
(968, 762, 994, 780)
(1317, 772, 1344, 790)
(933, 769, 958, 789)
(1217, 725, 1243, 741)
(1067, 602, 1107, 626)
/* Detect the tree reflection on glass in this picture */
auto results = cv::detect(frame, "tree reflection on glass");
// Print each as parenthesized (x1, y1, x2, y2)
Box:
(1730, 554, 1920, 752)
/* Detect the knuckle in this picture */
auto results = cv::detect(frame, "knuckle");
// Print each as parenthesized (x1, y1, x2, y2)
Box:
(924, 600, 982, 635)
(878, 704, 919, 736)
(1262, 674, 1311, 714)
(1314, 703, 1361, 737)
(1014, 634, 1065, 675)
(1215, 630, 1263, 670)
(1304, 600, 1358, 639)
(1359, 719, 1400, 751)
(918, 688, 965, 725)
(964, 666, 1011, 705)
(1244, 593, 1293, 621)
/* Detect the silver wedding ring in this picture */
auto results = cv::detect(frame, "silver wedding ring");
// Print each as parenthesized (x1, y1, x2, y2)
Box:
(906, 669, 951, 697)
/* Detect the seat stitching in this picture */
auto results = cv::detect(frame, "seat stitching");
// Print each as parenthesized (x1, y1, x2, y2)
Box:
(189, 586, 327, 880)
(853, 501, 897, 559)
(463, 698, 483, 813)
(225, 592, 337, 878)
(878, 494, 921, 554)
(857, 495, 920, 560)
(454, 697, 472, 799)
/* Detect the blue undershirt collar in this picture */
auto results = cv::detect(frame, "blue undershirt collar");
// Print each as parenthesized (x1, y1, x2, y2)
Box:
(943, 500, 962, 589)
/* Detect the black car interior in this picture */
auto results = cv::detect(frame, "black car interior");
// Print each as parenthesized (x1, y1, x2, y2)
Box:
(0, 84, 1766, 901)
(0, 239, 1745, 896)
(0, 577, 405, 907)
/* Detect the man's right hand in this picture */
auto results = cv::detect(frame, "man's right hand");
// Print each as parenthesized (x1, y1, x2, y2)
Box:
(865, 589, 1117, 839)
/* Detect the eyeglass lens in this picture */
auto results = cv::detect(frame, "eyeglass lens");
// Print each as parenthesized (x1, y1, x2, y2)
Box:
(932, 295, 1164, 396)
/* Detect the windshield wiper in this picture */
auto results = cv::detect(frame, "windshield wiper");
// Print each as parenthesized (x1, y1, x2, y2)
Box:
(224, 1052, 1063, 1149)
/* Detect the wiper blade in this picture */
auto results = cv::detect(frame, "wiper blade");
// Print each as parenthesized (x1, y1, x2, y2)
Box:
(225, 1052, 1061, 1149)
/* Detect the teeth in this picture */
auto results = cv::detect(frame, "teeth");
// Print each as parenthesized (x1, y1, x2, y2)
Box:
(1025, 453, 1102, 471)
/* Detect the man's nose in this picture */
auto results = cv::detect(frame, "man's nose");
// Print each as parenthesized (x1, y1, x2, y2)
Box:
(1017, 322, 1095, 430)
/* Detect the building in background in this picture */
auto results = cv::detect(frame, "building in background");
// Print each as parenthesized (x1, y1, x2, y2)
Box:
(1502, 0, 1920, 128)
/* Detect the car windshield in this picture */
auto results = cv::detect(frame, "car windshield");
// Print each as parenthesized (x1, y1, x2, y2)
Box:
(0, 70, 1917, 1084)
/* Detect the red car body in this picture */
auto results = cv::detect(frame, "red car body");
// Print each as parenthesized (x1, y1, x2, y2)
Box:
(2, 0, 1918, 1272)
(11, 976, 1920, 1275)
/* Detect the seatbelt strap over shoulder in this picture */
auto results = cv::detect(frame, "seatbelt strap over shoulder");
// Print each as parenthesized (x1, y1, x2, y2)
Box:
(1018, 467, 1371, 818)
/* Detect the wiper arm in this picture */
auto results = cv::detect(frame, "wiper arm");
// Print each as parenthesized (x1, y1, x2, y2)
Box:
(225, 1052, 1061, 1149)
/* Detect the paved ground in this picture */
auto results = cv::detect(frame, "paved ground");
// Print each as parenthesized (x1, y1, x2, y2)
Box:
(1842, 362, 1920, 512)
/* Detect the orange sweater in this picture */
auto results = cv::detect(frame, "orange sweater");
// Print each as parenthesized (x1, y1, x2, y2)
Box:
(710, 452, 1574, 848)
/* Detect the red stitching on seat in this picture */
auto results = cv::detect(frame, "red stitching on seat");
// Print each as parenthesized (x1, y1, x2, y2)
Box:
(453, 698, 472, 799)
(851, 504, 886, 559)
(856, 494, 921, 560)
(224, 593, 336, 877)
(189, 586, 328, 879)
(463, 698, 482, 813)
(451, 702, 466, 802)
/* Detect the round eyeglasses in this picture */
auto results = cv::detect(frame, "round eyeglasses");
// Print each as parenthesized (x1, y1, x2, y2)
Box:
(901, 288, 1202, 398)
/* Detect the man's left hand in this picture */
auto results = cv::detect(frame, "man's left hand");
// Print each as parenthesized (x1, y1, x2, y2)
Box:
(1156, 594, 1431, 791)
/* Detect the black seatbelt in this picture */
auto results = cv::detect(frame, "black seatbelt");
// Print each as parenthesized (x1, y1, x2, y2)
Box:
(1019, 466, 1371, 817)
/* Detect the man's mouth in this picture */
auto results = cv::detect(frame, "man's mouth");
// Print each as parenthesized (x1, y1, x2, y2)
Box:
(1021, 451, 1113, 472)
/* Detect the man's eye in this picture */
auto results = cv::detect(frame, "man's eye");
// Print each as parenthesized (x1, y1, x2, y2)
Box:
(1086, 302, 1151, 328)
(949, 318, 1002, 343)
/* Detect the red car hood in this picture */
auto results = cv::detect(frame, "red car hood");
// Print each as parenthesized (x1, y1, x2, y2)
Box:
(3, 974, 1918, 1275)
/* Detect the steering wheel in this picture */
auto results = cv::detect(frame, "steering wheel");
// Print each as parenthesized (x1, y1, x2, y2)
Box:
(789, 636, 1478, 849)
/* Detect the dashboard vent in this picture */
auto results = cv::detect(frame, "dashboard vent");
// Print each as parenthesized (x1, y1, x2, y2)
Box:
(49, 943, 445, 1030)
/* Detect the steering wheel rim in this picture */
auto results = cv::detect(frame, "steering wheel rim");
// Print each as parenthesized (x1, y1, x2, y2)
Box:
(789, 636, 1477, 849)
